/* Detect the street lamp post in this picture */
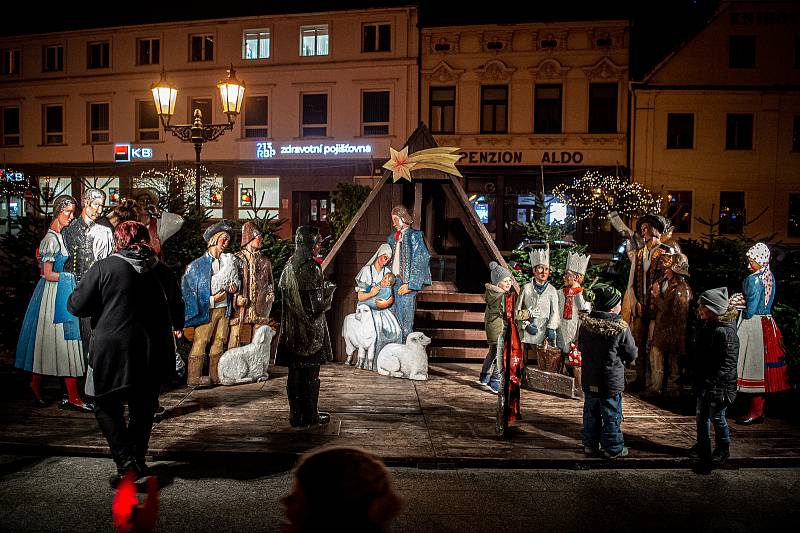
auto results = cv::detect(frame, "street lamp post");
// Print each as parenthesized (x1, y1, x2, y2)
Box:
(151, 64, 245, 208)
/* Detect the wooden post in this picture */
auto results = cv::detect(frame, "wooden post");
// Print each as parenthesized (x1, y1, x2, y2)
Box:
(413, 181, 422, 230)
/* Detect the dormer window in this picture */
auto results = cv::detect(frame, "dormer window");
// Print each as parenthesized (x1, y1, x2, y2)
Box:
(596, 37, 612, 48)
(434, 42, 451, 52)
(486, 41, 504, 51)
(540, 39, 558, 49)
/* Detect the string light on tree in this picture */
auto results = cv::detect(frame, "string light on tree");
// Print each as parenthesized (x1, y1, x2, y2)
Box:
(552, 170, 662, 221)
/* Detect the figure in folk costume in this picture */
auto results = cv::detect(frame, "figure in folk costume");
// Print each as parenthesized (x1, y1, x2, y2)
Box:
(354, 243, 402, 370)
(276, 225, 336, 427)
(557, 252, 592, 389)
(730, 243, 790, 425)
(623, 213, 674, 389)
(515, 245, 560, 347)
(496, 265, 525, 434)
(62, 188, 115, 359)
(132, 188, 185, 258)
(386, 205, 431, 341)
(648, 253, 692, 394)
(181, 220, 240, 386)
(228, 222, 275, 349)
(16, 195, 90, 412)
(479, 261, 515, 394)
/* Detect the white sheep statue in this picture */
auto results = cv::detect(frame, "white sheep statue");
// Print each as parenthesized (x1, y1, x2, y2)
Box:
(210, 253, 240, 295)
(376, 332, 431, 381)
(217, 326, 275, 385)
(342, 304, 377, 369)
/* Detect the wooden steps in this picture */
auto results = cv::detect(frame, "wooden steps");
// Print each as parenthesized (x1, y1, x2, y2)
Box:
(416, 285, 486, 362)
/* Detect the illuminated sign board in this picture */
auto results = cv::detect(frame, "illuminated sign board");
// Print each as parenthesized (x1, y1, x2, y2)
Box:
(114, 144, 153, 162)
(1, 169, 25, 182)
(256, 142, 372, 159)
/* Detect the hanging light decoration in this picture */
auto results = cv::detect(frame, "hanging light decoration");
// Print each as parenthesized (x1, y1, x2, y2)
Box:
(552, 170, 662, 222)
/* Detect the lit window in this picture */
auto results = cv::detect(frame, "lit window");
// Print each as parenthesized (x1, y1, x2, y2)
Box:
(666, 191, 692, 233)
(363, 23, 391, 52)
(1, 106, 21, 146)
(362, 91, 389, 136)
(237, 176, 279, 219)
(43, 45, 64, 72)
(38, 177, 73, 209)
(88, 102, 110, 143)
(300, 25, 329, 57)
(1, 48, 21, 75)
(43, 104, 64, 144)
(301, 93, 328, 137)
(789, 193, 800, 237)
(137, 38, 160, 65)
(137, 100, 159, 141)
(243, 29, 270, 59)
(190, 34, 214, 62)
(244, 96, 268, 138)
(719, 191, 745, 234)
(87, 41, 110, 69)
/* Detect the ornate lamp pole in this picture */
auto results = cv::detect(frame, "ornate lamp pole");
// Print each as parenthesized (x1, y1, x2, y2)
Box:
(151, 65, 246, 208)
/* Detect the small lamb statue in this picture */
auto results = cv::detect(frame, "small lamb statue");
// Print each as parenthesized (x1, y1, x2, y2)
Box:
(217, 326, 275, 385)
(376, 332, 431, 381)
(342, 304, 377, 369)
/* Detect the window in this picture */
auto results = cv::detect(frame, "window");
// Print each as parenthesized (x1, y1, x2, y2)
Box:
(137, 100, 159, 141)
(725, 113, 753, 150)
(1, 48, 21, 75)
(237, 176, 279, 219)
(588, 83, 618, 133)
(244, 96, 268, 138)
(667, 113, 695, 149)
(301, 93, 328, 137)
(87, 41, 110, 69)
(719, 191, 745, 234)
(793, 115, 800, 152)
(202, 174, 225, 218)
(729, 35, 756, 68)
(362, 91, 389, 136)
(190, 34, 214, 62)
(300, 25, 329, 57)
(43, 104, 64, 144)
(43, 45, 64, 72)
(137, 38, 160, 65)
(1, 106, 20, 146)
(88, 103, 109, 143)
(789, 193, 800, 237)
(190, 98, 212, 124)
(430, 87, 455, 134)
(796, 35, 800, 69)
(666, 191, 692, 233)
(480, 85, 508, 134)
(534, 84, 562, 134)
(243, 29, 270, 59)
(38, 177, 73, 209)
(363, 23, 391, 52)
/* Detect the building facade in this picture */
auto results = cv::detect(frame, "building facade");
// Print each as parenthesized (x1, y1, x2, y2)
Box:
(0, 7, 419, 238)
(421, 20, 629, 251)
(631, 1, 800, 243)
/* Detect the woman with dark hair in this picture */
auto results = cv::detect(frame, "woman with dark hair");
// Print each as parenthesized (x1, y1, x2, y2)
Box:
(16, 195, 89, 411)
(281, 447, 403, 533)
(68, 220, 184, 483)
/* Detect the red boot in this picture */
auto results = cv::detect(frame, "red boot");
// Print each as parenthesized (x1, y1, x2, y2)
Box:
(735, 394, 764, 425)
(59, 377, 93, 412)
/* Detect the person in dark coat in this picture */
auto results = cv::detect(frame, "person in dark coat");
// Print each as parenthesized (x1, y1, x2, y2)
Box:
(67, 221, 184, 484)
(276, 225, 335, 427)
(577, 284, 638, 459)
(690, 287, 739, 468)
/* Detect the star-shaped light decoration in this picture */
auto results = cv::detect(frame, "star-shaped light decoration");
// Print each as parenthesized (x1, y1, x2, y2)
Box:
(382, 146, 463, 183)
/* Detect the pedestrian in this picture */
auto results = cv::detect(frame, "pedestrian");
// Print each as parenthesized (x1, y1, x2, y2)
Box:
(478, 261, 514, 393)
(577, 284, 638, 459)
(15, 195, 89, 411)
(67, 221, 184, 484)
(690, 287, 739, 468)
(281, 446, 403, 533)
(731, 242, 790, 424)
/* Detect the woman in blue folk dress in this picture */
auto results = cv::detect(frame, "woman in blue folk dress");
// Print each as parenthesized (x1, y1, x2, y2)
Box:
(16, 195, 90, 411)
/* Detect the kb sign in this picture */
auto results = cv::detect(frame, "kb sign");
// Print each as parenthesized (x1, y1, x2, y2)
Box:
(114, 144, 153, 162)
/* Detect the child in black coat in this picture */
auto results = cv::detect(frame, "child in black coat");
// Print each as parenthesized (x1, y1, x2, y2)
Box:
(691, 287, 740, 468)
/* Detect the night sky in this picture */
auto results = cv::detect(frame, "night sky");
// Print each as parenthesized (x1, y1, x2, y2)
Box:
(9, 0, 720, 80)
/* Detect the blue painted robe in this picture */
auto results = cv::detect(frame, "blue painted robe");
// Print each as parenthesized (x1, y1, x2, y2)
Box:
(387, 228, 431, 340)
(181, 253, 234, 328)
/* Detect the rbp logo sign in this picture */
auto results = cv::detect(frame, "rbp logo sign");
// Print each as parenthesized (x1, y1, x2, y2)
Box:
(114, 144, 153, 162)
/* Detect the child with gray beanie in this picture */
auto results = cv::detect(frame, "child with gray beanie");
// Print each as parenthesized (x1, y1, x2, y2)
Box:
(479, 261, 514, 393)
(690, 287, 739, 469)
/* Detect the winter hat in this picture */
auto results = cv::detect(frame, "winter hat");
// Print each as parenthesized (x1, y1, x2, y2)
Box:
(592, 284, 622, 312)
(489, 261, 512, 285)
(698, 287, 729, 316)
(241, 221, 262, 247)
(203, 219, 236, 244)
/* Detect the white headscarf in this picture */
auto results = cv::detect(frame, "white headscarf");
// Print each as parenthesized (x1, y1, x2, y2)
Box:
(366, 243, 393, 271)
(746, 242, 772, 306)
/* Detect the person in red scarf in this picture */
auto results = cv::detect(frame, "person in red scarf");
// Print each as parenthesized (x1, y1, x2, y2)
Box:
(495, 271, 524, 436)
(557, 252, 592, 380)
